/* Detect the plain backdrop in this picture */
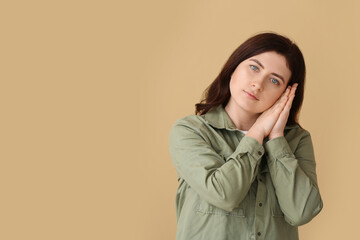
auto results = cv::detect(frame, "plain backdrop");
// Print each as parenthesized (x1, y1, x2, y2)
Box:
(1, 0, 360, 239)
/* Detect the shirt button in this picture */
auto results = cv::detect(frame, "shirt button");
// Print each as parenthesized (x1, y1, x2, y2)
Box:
(257, 232, 261, 236)
(259, 202, 263, 207)
(257, 151, 262, 155)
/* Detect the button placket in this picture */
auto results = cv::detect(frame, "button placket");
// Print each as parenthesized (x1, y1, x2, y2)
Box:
(254, 173, 266, 239)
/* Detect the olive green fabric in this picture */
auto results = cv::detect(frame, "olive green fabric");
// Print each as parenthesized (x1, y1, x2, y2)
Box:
(169, 105, 323, 240)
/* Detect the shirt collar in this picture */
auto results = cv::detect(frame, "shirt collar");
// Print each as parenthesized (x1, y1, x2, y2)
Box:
(204, 105, 238, 131)
(203, 104, 298, 131)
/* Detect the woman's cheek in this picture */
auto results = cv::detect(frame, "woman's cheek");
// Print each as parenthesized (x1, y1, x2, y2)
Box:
(265, 95, 281, 109)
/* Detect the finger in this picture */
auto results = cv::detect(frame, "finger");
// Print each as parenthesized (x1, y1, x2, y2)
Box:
(265, 86, 291, 113)
(289, 83, 298, 96)
(273, 87, 290, 106)
(284, 86, 291, 96)
(282, 86, 297, 113)
(283, 92, 294, 113)
(286, 84, 297, 105)
(281, 84, 296, 105)
(276, 95, 292, 123)
(276, 87, 291, 107)
(292, 83, 299, 88)
(274, 85, 296, 113)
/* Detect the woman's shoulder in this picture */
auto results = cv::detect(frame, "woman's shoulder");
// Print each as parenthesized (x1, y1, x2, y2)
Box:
(169, 114, 210, 145)
(171, 114, 207, 131)
(284, 123, 312, 139)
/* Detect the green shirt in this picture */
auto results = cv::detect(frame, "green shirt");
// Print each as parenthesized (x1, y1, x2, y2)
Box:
(169, 105, 323, 240)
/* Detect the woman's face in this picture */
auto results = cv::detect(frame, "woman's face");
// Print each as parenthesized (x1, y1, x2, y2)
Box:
(228, 51, 291, 115)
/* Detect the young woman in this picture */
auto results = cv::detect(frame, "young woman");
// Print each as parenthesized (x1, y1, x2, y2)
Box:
(169, 32, 323, 240)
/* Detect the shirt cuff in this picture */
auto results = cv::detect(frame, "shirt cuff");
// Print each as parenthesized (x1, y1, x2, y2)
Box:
(228, 136, 265, 163)
(264, 136, 295, 163)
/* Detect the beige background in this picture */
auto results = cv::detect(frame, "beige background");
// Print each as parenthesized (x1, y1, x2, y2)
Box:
(1, 0, 359, 239)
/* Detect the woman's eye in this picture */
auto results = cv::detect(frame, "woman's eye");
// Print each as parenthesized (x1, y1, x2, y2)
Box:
(250, 65, 259, 71)
(271, 78, 280, 85)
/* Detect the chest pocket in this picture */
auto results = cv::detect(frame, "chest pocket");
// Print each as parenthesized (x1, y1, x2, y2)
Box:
(195, 193, 248, 218)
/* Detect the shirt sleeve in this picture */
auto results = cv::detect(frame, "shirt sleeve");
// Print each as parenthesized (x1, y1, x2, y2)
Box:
(264, 131, 323, 226)
(169, 119, 264, 212)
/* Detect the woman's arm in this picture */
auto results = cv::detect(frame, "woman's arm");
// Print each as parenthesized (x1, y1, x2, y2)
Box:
(264, 131, 323, 226)
(246, 83, 322, 225)
(169, 119, 264, 212)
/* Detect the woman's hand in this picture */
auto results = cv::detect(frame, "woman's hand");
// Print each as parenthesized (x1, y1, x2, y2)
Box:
(246, 84, 297, 144)
(268, 83, 297, 139)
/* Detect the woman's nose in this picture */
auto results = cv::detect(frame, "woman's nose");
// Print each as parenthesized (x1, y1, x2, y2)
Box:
(251, 78, 264, 91)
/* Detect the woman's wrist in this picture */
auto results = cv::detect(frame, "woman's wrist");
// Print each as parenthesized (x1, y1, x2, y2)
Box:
(268, 133, 284, 140)
(246, 128, 264, 145)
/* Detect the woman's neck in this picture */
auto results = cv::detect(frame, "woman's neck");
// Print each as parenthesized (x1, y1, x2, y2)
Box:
(224, 101, 260, 131)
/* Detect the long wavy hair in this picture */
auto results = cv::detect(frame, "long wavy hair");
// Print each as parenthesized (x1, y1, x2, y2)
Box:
(195, 32, 306, 126)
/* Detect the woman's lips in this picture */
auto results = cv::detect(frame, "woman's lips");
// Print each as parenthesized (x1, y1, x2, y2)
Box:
(243, 90, 259, 100)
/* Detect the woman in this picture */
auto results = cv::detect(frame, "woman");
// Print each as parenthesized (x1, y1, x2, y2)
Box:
(169, 32, 323, 240)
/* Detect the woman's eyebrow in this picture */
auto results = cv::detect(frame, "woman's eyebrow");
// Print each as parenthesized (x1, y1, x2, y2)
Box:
(249, 59, 264, 69)
(249, 59, 285, 83)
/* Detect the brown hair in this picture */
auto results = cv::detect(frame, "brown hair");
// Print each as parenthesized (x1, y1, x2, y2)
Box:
(195, 32, 306, 126)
